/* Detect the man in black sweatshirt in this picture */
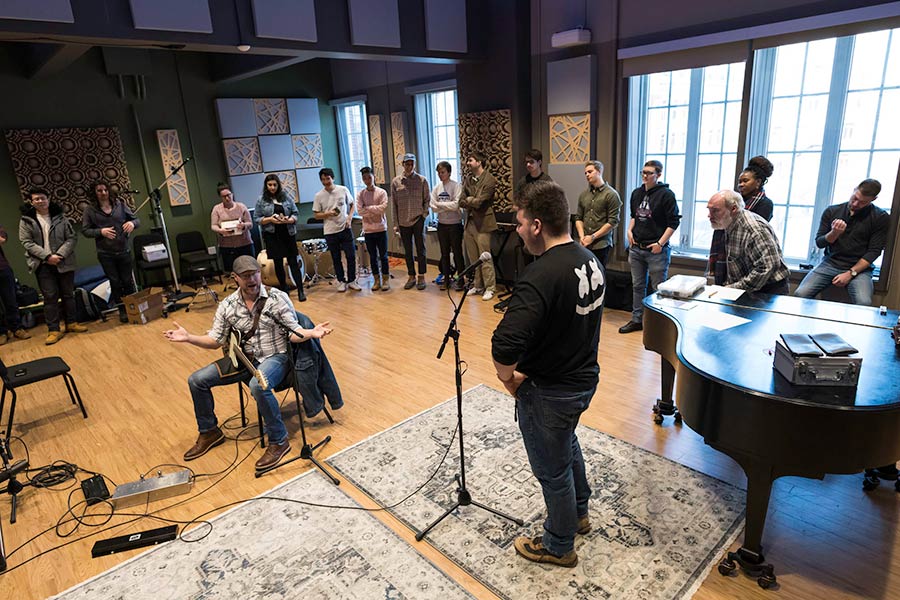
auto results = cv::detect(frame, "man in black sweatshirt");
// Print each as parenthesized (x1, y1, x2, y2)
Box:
(492, 181, 605, 568)
(619, 160, 680, 333)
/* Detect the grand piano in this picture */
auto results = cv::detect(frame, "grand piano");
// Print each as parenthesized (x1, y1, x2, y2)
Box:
(642, 291, 900, 588)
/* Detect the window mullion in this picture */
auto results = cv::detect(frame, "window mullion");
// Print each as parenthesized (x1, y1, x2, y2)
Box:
(682, 69, 704, 249)
(746, 48, 776, 157)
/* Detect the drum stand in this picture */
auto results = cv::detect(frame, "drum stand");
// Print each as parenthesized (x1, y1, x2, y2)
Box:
(355, 236, 371, 280)
(185, 276, 219, 312)
(305, 248, 334, 286)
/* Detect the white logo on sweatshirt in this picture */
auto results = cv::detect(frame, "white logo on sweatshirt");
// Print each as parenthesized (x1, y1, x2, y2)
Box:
(574, 258, 605, 315)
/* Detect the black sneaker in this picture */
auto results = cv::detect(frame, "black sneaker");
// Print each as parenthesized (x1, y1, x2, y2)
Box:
(618, 320, 643, 334)
(513, 535, 578, 568)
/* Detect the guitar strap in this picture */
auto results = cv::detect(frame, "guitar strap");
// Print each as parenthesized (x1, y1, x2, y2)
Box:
(241, 294, 269, 360)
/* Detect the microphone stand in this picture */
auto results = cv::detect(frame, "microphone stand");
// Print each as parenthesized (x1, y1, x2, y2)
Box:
(135, 157, 194, 311)
(257, 311, 339, 484)
(415, 273, 523, 542)
(0, 438, 28, 525)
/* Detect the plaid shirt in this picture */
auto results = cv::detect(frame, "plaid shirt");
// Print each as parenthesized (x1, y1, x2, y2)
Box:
(208, 286, 299, 360)
(723, 210, 790, 292)
(390, 172, 429, 227)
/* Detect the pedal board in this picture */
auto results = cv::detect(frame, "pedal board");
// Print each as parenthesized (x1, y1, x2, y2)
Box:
(110, 470, 192, 509)
(91, 525, 178, 558)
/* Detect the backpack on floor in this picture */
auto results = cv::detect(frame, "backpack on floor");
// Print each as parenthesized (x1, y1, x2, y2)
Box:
(74, 287, 101, 322)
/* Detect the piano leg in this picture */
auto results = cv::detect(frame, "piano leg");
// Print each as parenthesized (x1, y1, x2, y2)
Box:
(718, 460, 778, 589)
(652, 357, 681, 425)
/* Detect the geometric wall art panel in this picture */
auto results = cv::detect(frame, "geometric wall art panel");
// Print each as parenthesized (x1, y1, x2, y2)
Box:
(273, 170, 298, 205)
(4, 126, 134, 221)
(368, 114, 385, 184)
(458, 109, 513, 214)
(549, 113, 591, 164)
(296, 167, 321, 204)
(390, 111, 408, 175)
(258, 134, 294, 172)
(292, 134, 323, 169)
(155, 129, 190, 206)
(254, 98, 289, 135)
(223, 137, 262, 176)
(215, 98, 257, 139)
(287, 98, 321, 133)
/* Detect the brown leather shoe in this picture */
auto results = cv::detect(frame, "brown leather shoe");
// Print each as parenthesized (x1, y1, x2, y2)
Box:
(12, 329, 31, 339)
(513, 535, 578, 567)
(577, 515, 592, 535)
(403, 275, 416, 290)
(183, 427, 225, 461)
(255, 441, 290, 471)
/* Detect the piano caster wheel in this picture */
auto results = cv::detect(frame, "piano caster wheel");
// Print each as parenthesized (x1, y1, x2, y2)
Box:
(863, 475, 880, 491)
(758, 573, 777, 589)
(653, 413, 664, 425)
(717, 558, 736, 576)
(673, 411, 683, 424)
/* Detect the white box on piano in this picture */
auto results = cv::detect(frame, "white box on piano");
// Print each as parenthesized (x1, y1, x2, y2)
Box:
(141, 243, 168, 262)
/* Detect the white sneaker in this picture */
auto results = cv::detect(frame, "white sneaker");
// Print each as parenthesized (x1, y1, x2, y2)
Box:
(337, 282, 347, 292)
(466, 288, 484, 296)
(482, 290, 495, 301)
(348, 280, 361, 291)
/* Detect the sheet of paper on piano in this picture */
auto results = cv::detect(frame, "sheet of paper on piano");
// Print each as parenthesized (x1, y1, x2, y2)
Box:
(700, 285, 745, 301)
(702, 311, 751, 331)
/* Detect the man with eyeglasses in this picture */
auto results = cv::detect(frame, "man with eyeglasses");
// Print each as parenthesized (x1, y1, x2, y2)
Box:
(794, 179, 888, 306)
(619, 160, 680, 334)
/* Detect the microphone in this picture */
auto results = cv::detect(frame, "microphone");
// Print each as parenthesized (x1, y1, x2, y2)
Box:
(0, 460, 28, 485)
(458, 251, 492, 279)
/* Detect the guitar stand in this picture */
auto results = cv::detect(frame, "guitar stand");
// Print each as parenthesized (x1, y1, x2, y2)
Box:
(0, 439, 27, 525)
(717, 546, 778, 589)
(862, 465, 900, 492)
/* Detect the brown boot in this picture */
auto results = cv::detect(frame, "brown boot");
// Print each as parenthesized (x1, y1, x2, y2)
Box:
(513, 535, 578, 568)
(416, 275, 426, 290)
(255, 441, 291, 471)
(371, 274, 381, 292)
(66, 322, 89, 333)
(381, 274, 391, 291)
(183, 427, 225, 461)
(577, 515, 592, 535)
(404, 275, 416, 290)
(12, 329, 31, 339)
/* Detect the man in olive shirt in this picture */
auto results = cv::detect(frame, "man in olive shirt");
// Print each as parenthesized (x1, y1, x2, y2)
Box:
(575, 160, 621, 267)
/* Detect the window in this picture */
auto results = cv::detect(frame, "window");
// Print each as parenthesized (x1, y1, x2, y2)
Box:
(414, 89, 460, 185)
(627, 62, 745, 254)
(334, 101, 371, 198)
(746, 28, 899, 266)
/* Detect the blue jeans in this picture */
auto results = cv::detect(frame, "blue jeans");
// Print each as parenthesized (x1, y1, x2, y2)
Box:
(629, 245, 671, 321)
(516, 379, 594, 556)
(364, 231, 390, 277)
(795, 261, 874, 306)
(325, 228, 356, 283)
(188, 352, 292, 445)
(294, 312, 343, 417)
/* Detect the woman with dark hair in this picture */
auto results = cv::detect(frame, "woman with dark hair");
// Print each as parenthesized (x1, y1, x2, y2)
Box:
(255, 173, 305, 301)
(82, 180, 140, 322)
(737, 155, 774, 221)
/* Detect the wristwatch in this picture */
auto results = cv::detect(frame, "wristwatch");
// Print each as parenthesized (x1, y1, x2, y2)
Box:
(850, 268, 858, 277)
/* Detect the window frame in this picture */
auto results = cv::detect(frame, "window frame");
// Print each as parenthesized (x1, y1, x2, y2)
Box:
(333, 99, 372, 199)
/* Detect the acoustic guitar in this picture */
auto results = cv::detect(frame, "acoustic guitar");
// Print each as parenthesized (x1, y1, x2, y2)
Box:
(257, 249, 296, 288)
(225, 330, 269, 390)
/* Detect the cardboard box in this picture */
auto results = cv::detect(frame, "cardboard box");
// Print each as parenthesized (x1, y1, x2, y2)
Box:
(123, 289, 165, 325)
(141, 243, 168, 262)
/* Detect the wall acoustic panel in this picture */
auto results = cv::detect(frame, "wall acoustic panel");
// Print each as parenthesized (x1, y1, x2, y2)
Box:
(251, 0, 317, 43)
(349, 0, 401, 48)
(547, 55, 593, 116)
(292, 134, 323, 169)
(258, 134, 294, 172)
(549, 113, 591, 164)
(389, 112, 408, 175)
(368, 115, 385, 184)
(287, 98, 321, 133)
(156, 129, 190, 206)
(254, 99, 290, 135)
(458, 110, 513, 214)
(0, 0, 74, 22)
(129, 0, 213, 33)
(4, 127, 134, 221)
(230, 173, 265, 207)
(216, 99, 257, 139)
(424, 0, 467, 53)
(296, 168, 322, 204)
(223, 138, 262, 176)
(273, 170, 299, 205)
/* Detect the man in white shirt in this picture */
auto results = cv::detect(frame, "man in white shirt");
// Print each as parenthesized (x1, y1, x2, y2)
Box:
(430, 161, 465, 291)
(313, 167, 359, 292)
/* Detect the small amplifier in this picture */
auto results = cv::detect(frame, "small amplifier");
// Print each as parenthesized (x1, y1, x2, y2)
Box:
(91, 525, 178, 558)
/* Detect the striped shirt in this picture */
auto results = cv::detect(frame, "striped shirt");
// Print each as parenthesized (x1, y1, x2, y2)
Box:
(207, 286, 299, 360)
(723, 210, 790, 292)
(390, 172, 430, 228)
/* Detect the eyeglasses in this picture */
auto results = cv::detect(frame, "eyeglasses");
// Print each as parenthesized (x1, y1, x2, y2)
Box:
(641, 170, 657, 176)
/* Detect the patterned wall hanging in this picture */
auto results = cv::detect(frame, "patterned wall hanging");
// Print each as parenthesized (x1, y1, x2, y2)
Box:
(4, 126, 134, 221)
(390, 111, 408, 175)
(223, 137, 262, 176)
(458, 109, 513, 213)
(291, 134, 323, 169)
(368, 114, 385, 184)
(549, 113, 591, 164)
(254, 98, 289, 135)
(155, 129, 190, 206)
(273, 170, 299, 205)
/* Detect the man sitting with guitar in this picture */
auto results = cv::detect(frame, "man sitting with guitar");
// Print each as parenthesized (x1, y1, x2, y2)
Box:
(164, 255, 331, 472)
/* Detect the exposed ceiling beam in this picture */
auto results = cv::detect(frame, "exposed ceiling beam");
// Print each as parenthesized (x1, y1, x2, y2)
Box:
(210, 52, 317, 84)
(23, 42, 90, 79)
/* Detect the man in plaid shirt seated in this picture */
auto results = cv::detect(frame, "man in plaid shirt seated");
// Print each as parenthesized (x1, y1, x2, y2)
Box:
(707, 189, 790, 295)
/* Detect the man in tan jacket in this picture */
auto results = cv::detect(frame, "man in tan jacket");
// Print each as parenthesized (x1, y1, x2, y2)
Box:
(460, 152, 498, 300)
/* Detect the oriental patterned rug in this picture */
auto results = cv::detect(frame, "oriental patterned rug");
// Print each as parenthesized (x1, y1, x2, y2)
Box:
(327, 385, 746, 600)
(51, 470, 474, 600)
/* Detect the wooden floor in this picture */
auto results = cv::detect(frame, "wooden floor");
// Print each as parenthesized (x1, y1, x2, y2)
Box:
(1, 271, 898, 600)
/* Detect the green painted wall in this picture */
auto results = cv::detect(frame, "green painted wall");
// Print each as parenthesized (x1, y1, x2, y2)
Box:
(0, 47, 339, 286)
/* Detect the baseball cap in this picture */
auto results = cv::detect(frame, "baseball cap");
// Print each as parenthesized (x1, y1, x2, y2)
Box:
(401, 153, 416, 162)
